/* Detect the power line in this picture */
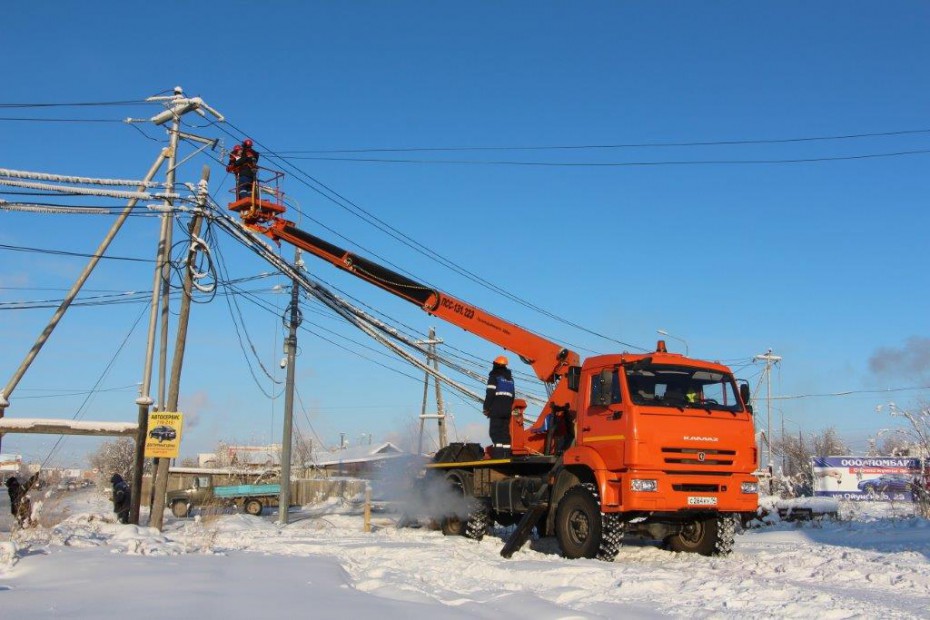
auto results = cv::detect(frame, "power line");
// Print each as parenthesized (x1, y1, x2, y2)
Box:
(0, 116, 125, 123)
(281, 148, 930, 167)
(0, 242, 155, 262)
(275, 128, 930, 154)
(0, 99, 151, 109)
(772, 386, 930, 401)
(214, 119, 646, 353)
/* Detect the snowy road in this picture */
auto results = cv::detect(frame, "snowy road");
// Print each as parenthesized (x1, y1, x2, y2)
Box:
(2, 489, 929, 618)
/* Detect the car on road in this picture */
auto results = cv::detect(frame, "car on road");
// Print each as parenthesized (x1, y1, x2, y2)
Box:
(857, 474, 913, 494)
(149, 425, 177, 442)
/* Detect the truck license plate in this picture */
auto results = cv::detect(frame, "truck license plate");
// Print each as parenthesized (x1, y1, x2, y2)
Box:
(687, 496, 717, 506)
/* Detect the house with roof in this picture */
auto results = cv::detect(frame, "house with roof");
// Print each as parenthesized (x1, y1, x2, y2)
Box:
(309, 442, 408, 477)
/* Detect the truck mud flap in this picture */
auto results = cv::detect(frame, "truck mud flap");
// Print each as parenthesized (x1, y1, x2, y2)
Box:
(500, 501, 548, 558)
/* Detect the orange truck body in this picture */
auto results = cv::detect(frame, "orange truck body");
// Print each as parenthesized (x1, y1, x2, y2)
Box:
(229, 195, 758, 559)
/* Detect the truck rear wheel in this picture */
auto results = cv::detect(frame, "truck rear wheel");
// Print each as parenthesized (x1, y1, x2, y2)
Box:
(665, 514, 737, 556)
(171, 501, 190, 518)
(439, 474, 487, 540)
(555, 484, 623, 561)
(244, 499, 263, 516)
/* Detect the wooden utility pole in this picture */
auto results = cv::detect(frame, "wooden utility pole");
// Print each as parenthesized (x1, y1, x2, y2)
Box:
(417, 328, 447, 455)
(278, 248, 303, 525)
(149, 166, 210, 530)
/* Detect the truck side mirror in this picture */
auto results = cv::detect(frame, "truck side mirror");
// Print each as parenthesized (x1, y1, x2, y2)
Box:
(567, 366, 581, 392)
(739, 383, 752, 413)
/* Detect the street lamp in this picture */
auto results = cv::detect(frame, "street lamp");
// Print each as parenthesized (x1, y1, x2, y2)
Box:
(656, 329, 689, 356)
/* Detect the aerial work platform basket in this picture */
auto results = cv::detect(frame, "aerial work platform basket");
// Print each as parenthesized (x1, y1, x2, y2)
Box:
(228, 167, 286, 227)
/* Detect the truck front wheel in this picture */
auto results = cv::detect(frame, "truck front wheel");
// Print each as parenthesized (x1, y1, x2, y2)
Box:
(664, 514, 737, 556)
(555, 484, 623, 561)
(244, 499, 263, 516)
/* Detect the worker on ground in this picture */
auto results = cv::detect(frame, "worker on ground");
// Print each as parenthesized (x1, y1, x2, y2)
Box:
(110, 473, 131, 524)
(236, 138, 260, 200)
(6, 472, 39, 528)
(483, 355, 515, 446)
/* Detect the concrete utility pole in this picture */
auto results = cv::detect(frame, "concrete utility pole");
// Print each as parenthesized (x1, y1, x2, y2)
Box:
(131, 106, 181, 525)
(278, 248, 303, 525)
(149, 166, 211, 530)
(417, 328, 447, 456)
(753, 349, 782, 488)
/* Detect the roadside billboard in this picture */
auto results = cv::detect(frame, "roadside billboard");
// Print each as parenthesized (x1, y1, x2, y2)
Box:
(144, 412, 183, 458)
(812, 456, 923, 502)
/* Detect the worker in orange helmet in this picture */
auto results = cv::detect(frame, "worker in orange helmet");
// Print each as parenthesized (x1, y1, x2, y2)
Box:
(483, 355, 515, 447)
(236, 138, 260, 199)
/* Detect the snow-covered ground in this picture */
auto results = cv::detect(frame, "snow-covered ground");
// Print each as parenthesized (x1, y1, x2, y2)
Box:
(2, 488, 929, 619)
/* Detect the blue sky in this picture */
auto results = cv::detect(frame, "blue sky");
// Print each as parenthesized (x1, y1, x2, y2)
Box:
(2, 2, 929, 467)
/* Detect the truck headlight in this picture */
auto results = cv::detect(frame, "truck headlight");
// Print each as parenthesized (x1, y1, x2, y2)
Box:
(741, 482, 758, 494)
(631, 479, 658, 492)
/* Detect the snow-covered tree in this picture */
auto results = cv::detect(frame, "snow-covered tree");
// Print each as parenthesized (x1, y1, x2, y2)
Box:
(879, 402, 930, 517)
(87, 438, 136, 481)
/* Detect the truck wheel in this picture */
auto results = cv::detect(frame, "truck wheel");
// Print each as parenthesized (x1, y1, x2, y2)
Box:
(555, 484, 623, 561)
(665, 516, 718, 555)
(171, 501, 190, 518)
(439, 474, 487, 540)
(464, 504, 489, 541)
(713, 514, 738, 556)
(244, 499, 263, 516)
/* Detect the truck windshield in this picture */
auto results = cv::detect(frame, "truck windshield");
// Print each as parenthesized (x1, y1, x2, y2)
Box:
(625, 364, 743, 412)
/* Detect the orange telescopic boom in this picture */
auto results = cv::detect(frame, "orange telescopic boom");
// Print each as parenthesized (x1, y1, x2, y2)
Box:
(267, 220, 578, 384)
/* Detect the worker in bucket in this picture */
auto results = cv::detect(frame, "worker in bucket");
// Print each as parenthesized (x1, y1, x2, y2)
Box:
(483, 355, 515, 448)
(236, 138, 260, 199)
(110, 473, 131, 524)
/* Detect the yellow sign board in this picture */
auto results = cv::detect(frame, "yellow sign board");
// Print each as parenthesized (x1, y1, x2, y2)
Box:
(144, 412, 183, 458)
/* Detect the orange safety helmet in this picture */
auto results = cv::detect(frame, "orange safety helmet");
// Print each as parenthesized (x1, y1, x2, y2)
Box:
(493, 355, 509, 366)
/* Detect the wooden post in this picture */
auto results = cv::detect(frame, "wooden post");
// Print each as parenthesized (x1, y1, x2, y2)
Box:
(149, 166, 209, 531)
(363, 485, 371, 533)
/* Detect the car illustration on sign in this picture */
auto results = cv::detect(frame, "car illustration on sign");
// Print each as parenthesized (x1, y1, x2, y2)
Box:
(857, 474, 913, 494)
(149, 425, 177, 443)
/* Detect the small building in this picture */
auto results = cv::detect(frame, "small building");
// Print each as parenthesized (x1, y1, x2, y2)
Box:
(310, 442, 407, 478)
(0, 454, 22, 473)
(223, 445, 281, 471)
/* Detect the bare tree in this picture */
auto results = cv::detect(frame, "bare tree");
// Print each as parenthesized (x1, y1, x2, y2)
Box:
(880, 402, 930, 517)
(87, 438, 138, 482)
(812, 427, 849, 458)
(771, 426, 849, 498)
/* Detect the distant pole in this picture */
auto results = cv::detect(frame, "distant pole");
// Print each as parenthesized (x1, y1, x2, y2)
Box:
(149, 166, 210, 531)
(753, 349, 782, 491)
(416, 328, 446, 455)
(278, 248, 302, 525)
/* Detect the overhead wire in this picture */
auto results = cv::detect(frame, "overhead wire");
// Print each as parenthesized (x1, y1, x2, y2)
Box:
(281, 148, 930, 167)
(213, 119, 645, 354)
(40, 303, 148, 468)
(275, 127, 930, 154)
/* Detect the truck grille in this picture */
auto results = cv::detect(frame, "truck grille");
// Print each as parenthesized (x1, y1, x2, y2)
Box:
(662, 447, 735, 466)
(672, 483, 720, 492)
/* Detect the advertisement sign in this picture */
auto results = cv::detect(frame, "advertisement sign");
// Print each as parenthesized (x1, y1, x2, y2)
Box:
(812, 456, 923, 502)
(144, 412, 183, 458)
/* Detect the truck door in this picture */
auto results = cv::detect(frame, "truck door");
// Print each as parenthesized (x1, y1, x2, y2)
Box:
(580, 367, 627, 466)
